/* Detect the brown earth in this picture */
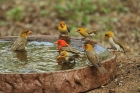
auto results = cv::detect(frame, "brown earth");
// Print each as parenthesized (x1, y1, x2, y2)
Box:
(87, 55, 140, 93)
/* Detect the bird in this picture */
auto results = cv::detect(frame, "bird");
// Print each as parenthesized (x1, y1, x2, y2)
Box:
(54, 39, 81, 54)
(84, 43, 107, 73)
(55, 40, 82, 65)
(54, 39, 70, 51)
(75, 28, 98, 39)
(11, 30, 32, 51)
(58, 21, 70, 36)
(57, 50, 79, 65)
(104, 31, 125, 53)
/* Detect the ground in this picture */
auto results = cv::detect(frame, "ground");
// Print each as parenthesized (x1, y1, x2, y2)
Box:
(87, 55, 140, 93)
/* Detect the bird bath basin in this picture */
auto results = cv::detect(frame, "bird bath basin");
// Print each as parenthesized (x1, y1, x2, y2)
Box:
(0, 35, 117, 93)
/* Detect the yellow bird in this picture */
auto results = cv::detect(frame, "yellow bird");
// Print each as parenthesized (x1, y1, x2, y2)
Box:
(57, 50, 76, 64)
(58, 21, 70, 36)
(84, 43, 107, 73)
(104, 31, 125, 53)
(11, 30, 32, 51)
(57, 46, 81, 64)
(75, 28, 98, 39)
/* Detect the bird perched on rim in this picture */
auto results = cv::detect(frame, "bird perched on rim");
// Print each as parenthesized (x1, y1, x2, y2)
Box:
(75, 28, 98, 39)
(104, 31, 125, 53)
(11, 30, 32, 51)
(54, 39, 70, 51)
(58, 21, 70, 36)
(83, 42, 107, 73)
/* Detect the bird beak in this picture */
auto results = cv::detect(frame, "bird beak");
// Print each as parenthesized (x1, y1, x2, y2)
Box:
(57, 55, 63, 59)
(75, 30, 78, 32)
(60, 24, 64, 28)
(66, 44, 70, 47)
(82, 46, 85, 49)
(103, 36, 106, 38)
(57, 56, 61, 58)
(54, 41, 58, 44)
(27, 31, 32, 35)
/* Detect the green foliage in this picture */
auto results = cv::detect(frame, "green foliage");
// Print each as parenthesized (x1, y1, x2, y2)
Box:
(54, 0, 129, 29)
(114, 2, 129, 12)
(4, 0, 130, 35)
(69, 26, 78, 36)
(55, 0, 97, 25)
(6, 6, 24, 21)
(97, 16, 114, 31)
(0, 21, 7, 26)
(40, 10, 48, 17)
(0, 0, 8, 3)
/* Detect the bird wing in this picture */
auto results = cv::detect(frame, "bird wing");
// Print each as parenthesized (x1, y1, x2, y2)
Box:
(67, 27, 70, 33)
(113, 36, 125, 53)
(61, 47, 80, 54)
(86, 29, 98, 35)
(86, 51, 102, 67)
(11, 37, 27, 51)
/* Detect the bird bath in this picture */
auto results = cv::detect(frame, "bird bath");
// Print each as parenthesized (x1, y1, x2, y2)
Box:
(0, 35, 117, 93)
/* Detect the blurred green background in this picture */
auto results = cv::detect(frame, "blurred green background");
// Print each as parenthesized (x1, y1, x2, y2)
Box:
(0, 0, 140, 54)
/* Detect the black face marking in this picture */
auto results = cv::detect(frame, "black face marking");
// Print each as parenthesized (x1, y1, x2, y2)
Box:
(105, 34, 108, 36)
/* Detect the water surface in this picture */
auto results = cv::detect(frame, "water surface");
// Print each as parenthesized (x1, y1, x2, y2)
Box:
(0, 41, 112, 73)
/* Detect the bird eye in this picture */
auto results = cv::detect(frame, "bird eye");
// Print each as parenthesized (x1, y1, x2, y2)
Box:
(105, 34, 108, 36)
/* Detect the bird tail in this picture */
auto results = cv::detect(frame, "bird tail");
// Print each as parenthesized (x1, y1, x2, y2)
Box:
(98, 66, 107, 74)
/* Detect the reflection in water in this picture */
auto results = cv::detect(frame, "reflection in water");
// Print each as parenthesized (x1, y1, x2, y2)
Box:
(57, 56, 76, 70)
(15, 51, 28, 61)
(61, 62, 75, 70)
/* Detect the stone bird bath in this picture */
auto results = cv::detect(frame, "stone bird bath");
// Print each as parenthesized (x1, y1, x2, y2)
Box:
(0, 35, 117, 93)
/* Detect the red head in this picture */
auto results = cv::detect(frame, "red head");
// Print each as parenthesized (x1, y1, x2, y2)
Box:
(54, 39, 69, 51)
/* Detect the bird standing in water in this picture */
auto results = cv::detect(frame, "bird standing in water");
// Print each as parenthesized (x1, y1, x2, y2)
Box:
(57, 49, 80, 65)
(54, 39, 70, 51)
(55, 39, 81, 65)
(11, 30, 32, 51)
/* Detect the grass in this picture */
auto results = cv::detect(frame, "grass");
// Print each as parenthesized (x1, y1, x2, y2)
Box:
(1, 0, 130, 36)
(6, 6, 24, 21)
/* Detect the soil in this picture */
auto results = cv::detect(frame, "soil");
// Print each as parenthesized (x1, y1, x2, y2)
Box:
(87, 55, 140, 93)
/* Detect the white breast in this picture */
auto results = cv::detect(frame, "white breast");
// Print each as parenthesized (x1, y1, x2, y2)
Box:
(109, 38, 121, 51)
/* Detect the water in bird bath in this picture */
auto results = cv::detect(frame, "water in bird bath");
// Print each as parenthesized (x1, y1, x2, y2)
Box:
(0, 40, 112, 73)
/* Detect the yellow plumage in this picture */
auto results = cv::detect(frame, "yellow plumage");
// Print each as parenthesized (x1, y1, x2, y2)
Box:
(84, 43, 107, 73)
(58, 21, 70, 35)
(75, 28, 98, 39)
(11, 30, 32, 51)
